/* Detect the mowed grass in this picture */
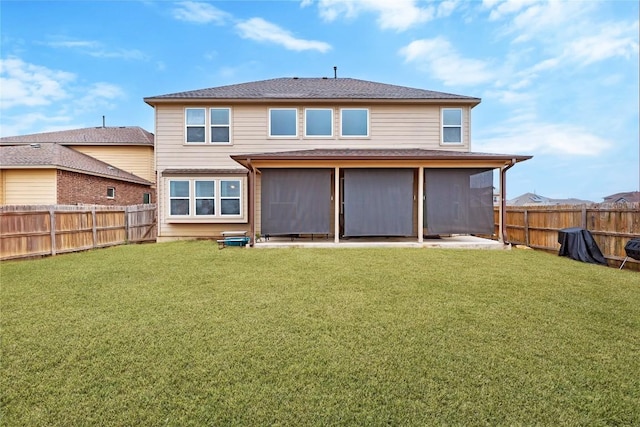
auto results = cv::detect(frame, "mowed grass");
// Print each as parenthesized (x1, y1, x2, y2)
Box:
(1, 242, 639, 426)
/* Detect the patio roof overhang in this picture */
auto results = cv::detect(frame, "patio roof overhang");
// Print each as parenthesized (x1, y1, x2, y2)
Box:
(231, 148, 532, 170)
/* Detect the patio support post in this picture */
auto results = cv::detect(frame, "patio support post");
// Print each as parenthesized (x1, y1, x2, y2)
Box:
(418, 166, 424, 243)
(334, 167, 340, 243)
(247, 158, 255, 246)
(500, 159, 516, 244)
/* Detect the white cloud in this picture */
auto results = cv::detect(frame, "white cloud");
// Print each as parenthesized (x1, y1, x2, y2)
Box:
(172, 1, 230, 24)
(485, 0, 539, 21)
(565, 21, 639, 65)
(475, 122, 612, 156)
(236, 18, 331, 52)
(483, 88, 533, 105)
(312, 0, 438, 31)
(86, 82, 125, 100)
(0, 57, 74, 109)
(0, 112, 75, 137)
(0, 57, 127, 135)
(436, 1, 458, 18)
(45, 39, 147, 60)
(399, 37, 495, 86)
(47, 40, 100, 49)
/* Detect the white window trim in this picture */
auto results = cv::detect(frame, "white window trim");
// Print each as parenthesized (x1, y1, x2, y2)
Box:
(166, 178, 246, 222)
(185, 108, 206, 144)
(269, 108, 299, 138)
(106, 187, 115, 199)
(340, 108, 369, 138)
(184, 107, 233, 145)
(441, 108, 463, 145)
(209, 107, 232, 144)
(304, 108, 334, 138)
(169, 179, 191, 216)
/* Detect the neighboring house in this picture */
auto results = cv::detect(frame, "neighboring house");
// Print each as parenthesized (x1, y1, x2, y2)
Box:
(602, 191, 640, 204)
(0, 126, 155, 183)
(144, 77, 531, 243)
(0, 143, 153, 205)
(508, 192, 594, 206)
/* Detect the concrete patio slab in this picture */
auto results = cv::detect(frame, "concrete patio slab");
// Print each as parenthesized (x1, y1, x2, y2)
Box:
(253, 235, 507, 250)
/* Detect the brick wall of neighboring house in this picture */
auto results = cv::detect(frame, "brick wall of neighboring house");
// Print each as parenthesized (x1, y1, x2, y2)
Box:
(57, 170, 153, 205)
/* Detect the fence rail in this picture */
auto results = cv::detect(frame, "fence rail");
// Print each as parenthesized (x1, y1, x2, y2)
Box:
(495, 203, 640, 270)
(1, 204, 156, 261)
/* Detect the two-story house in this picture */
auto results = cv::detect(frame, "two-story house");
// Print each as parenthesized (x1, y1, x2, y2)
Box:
(144, 77, 531, 244)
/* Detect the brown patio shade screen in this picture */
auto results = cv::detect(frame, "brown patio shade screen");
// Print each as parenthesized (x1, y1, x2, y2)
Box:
(344, 169, 414, 237)
(424, 168, 494, 235)
(261, 169, 331, 235)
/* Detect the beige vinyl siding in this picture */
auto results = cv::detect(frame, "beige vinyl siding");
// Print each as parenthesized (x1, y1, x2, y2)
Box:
(72, 146, 154, 182)
(155, 103, 471, 171)
(2, 169, 57, 205)
(0, 170, 4, 204)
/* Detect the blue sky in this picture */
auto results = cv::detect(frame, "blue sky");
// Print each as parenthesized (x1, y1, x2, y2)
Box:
(1, 0, 638, 201)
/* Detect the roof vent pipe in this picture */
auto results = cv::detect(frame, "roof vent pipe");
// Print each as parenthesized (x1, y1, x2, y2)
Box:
(334, 66, 337, 79)
(102, 115, 106, 128)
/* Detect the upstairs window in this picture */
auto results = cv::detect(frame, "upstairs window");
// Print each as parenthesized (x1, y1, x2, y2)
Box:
(269, 108, 298, 137)
(341, 108, 369, 137)
(210, 108, 230, 143)
(185, 108, 206, 143)
(442, 108, 462, 144)
(305, 108, 333, 137)
(184, 108, 232, 144)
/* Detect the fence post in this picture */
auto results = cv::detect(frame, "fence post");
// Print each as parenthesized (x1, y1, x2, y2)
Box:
(524, 208, 530, 247)
(581, 206, 587, 229)
(124, 206, 129, 244)
(49, 207, 57, 256)
(92, 206, 98, 249)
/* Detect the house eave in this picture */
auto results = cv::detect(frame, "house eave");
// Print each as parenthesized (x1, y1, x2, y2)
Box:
(144, 97, 481, 107)
(231, 149, 531, 169)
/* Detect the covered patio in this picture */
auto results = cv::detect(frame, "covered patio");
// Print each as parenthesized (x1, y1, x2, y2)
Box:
(231, 149, 532, 246)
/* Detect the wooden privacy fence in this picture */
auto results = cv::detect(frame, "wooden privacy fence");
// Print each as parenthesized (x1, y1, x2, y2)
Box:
(0, 204, 156, 261)
(495, 204, 640, 269)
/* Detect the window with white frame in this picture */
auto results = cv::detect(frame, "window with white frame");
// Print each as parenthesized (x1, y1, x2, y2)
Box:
(269, 108, 298, 137)
(170, 180, 191, 215)
(340, 108, 368, 137)
(195, 180, 215, 215)
(442, 108, 462, 144)
(210, 108, 230, 143)
(185, 108, 206, 143)
(305, 108, 333, 137)
(107, 187, 115, 199)
(185, 108, 231, 144)
(168, 178, 243, 218)
(220, 180, 241, 215)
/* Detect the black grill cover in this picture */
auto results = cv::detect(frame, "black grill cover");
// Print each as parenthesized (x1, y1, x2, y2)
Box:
(558, 227, 607, 265)
(624, 238, 640, 260)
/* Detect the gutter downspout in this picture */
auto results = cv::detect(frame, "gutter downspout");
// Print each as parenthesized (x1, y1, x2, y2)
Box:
(246, 159, 256, 247)
(500, 159, 516, 244)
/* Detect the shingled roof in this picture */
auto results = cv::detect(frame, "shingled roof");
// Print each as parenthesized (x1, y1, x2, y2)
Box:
(231, 148, 531, 168)
(0, 126, 154, 146)
(0, 143, 152, 185)
(144, 77, 480, 104)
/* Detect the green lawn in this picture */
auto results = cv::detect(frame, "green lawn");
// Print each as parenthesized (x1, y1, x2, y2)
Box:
(1, 241, 639, 426)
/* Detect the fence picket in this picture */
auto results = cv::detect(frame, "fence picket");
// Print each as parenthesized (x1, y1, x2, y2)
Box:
(1, 204, 156, 260)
